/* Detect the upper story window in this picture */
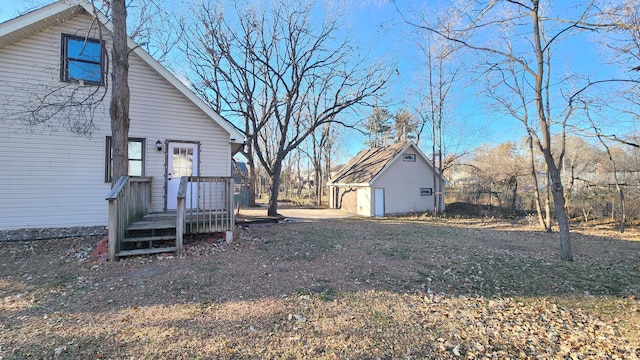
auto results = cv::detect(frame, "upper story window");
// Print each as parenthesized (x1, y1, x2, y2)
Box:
(61, 34, 104, 85)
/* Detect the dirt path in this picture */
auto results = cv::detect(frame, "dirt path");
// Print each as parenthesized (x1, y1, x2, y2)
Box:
(238, 206, 356, 221)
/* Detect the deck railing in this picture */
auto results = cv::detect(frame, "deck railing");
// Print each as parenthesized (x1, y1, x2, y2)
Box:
(106, 176, 152, 260)
(176, 176, 235, 255)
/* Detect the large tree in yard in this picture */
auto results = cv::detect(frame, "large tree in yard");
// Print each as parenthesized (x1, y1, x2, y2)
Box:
(186, 0, 389, 216)
(405, 0, 640, 261)
(109, 0, 131, 183)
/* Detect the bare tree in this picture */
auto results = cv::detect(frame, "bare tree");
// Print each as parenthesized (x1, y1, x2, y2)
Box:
(580, 107, 627, 232)
(468, 142, 528, 215)
(306, 123, 336, 206)
(186, 0, 389, 216)
(125, 0, 185, 64)
(526, 132, 552, 231)
(416, 28, 462, 214)
(596, 133, 626, 232)
(394, 2, 467, 214)
(596, 1, 640, 75)
(402, 0, 640, 261)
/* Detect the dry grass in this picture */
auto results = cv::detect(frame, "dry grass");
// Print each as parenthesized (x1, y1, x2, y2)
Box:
(1, 218, 639, 359)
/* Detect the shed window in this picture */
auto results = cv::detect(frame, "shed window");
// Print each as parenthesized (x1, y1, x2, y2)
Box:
(105, 137, 146, 183)
(403, 154, 416, 162)
(420, 188, 433, 196)
(61, 34, 104, 85)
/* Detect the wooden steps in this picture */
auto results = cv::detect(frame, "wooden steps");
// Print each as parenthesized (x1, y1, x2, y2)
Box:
(121, 235, 176, 243)
(113, 209, 233, 259)
(115, 212, 178, 258)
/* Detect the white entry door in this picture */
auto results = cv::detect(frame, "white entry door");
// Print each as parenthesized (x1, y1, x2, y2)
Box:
(166, 142, 199, 209)
(374, 188, 385, 216)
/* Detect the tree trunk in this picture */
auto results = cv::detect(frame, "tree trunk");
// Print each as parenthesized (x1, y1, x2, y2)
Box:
(618, 189, 625, 233)
(544, 168, 552, 232)
(547, 160, 573, 261)
(110, 0, 130, 184)
(608, 159, 627, 233)
(528, 135, 549, 230)
(310, 131, 323, 207)
(267, 159, 283, 217)
(324, 147, 332, 206)
(582, 207, 591, 225)
(509, 177, 518, 215)
(594, 127, 626, 233)
(611, 196, 616, 221)
(242, 145, 257, 207)
(247, 161, 257, 207)
(314, 165, 322, 206)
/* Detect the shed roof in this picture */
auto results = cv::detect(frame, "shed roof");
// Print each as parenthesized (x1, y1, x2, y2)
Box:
(329, 141, 416, 185)
(232, 161, 248, 185)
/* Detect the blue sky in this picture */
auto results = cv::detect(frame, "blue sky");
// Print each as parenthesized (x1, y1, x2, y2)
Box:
(2, 0, 637, 161)
(0, 0, 44, 20)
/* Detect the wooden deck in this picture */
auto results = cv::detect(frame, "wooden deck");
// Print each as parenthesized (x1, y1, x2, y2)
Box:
(126, 210, 233, 231)
(108, 176, 235, 260)
(114, 210, 233, 258)
(126, 212, 177, 231)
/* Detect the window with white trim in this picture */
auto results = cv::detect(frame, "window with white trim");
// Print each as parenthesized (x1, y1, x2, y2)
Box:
(403, 154, 416, 162)
(105, 137, 145, 182)
(420, 188, 433, 196)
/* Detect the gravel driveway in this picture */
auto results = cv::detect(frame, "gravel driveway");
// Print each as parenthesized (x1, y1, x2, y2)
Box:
(238, 207, 356, 221)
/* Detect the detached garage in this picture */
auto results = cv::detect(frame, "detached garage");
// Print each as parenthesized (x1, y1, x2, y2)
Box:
(328, 141, 445, 217)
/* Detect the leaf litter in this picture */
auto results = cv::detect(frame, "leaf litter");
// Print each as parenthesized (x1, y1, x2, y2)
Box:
(0, 218, 638, 359)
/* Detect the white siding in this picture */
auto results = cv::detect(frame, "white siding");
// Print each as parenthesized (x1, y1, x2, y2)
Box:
(0, 12, 232, 230)
(356, 187, 372, 217)
(127, 34, 230, 212)
(372, 147, 436, 215)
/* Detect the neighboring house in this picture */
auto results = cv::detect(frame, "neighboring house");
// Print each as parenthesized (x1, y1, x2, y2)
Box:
(232, 161, 250, 207)
(0, 0, 244, 231)
(328, 141, 445, 216)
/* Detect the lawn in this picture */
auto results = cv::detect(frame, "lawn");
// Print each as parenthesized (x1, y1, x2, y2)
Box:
(1, 218, 639, 359)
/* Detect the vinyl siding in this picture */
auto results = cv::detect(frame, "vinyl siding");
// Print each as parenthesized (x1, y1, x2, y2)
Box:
(372, 148, 436, 215)
(356, 187, 372, 217)
(333, 186, 358, 214)
(0, 11, 232, 230)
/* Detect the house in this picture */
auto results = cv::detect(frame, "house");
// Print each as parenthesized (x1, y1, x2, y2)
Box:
(232, 160, 250, 207)
(328, 141, 445, 216)
(0, 0, 244, 237)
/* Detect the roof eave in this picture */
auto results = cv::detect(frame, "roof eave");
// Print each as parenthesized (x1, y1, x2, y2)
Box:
(327, 182, 370, 187)
(0, 0, 85, 48)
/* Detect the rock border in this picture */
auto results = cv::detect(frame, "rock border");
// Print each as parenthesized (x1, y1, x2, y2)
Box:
(0, 226, 107, 242)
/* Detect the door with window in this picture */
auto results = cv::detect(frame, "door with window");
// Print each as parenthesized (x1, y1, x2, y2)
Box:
(166, 142, 199, 209)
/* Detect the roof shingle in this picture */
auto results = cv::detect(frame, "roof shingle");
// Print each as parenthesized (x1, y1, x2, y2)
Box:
(329, 141, 410, 185)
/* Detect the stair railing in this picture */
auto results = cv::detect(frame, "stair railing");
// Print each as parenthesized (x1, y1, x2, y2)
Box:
(176, 176, 189, 256)
(176, 176, 235, 253)
(106, 176, 152, 260)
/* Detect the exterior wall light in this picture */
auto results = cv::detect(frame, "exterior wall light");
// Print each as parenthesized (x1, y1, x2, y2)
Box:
(156, 139, 163, 152)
